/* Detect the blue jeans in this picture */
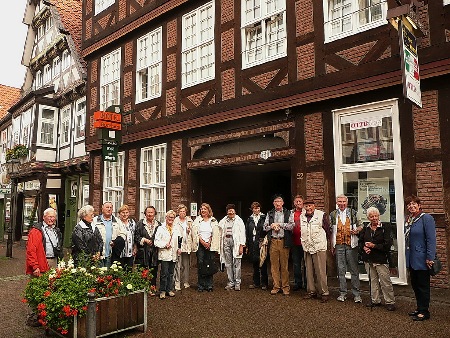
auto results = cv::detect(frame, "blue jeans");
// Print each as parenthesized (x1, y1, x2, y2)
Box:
(292, 245, 306, 288)
(160, 260, 176, 293)
(335, 244, 360, 297)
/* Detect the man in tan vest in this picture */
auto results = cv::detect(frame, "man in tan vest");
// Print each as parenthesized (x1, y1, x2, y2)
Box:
(330, 194, 363, 303)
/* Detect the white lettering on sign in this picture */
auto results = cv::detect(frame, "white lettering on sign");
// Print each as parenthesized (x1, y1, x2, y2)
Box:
(349, 119, 382, 131)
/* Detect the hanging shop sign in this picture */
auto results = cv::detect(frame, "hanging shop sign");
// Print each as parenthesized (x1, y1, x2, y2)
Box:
(94, 105, 126, 162)
(399, 20, 422, 108)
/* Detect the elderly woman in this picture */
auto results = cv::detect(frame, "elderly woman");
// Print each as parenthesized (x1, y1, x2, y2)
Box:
(173, 204, 194, 290)
(135, 206, 161, 292)
(359, 207, 396, 311)
(154, 210, 181, 299)
(117, 204, 137, 270)
(191, 203, 220, 292)
(404, 195, 437, 321)
(71, 205, 103, 267)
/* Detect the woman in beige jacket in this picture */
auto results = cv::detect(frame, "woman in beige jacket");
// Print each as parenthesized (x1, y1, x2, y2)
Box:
(173, 204, 194, 290)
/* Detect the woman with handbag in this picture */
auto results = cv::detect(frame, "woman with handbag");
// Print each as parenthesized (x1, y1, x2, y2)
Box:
(404, 195, 437, 321)
(191, 203, 220, 292)
(117, 204, 136, 271)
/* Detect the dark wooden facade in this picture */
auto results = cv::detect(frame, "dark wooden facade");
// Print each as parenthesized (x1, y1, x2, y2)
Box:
(82, 0, 450, 287)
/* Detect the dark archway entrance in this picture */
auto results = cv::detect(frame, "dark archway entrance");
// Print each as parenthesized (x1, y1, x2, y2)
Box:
(191, 161, 291, 221)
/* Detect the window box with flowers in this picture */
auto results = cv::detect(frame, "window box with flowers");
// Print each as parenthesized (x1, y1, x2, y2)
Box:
(5, 144, 29, 162)
(23, 258, 155, 337)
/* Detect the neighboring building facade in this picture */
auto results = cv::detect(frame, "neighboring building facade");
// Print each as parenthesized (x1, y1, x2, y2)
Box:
(5, 0, 88, 247)
(0, 85, 21, 241)
(82, 0, 449, 288)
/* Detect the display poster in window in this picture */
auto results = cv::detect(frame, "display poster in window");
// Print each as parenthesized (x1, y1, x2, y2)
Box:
(358, 178, 390, 223)
(49, 194, 57, 211)
(190, 203, 198, 218)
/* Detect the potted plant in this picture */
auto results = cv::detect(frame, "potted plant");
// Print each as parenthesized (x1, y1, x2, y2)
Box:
(23, 257, 155, 337)
(6, 144, 29, 161)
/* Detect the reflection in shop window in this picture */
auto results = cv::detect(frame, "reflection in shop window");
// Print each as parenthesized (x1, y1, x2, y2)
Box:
(341, 115, 393, 164)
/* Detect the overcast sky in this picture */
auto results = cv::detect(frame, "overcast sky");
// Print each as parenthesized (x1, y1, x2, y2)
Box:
(0, 1, 28, 88)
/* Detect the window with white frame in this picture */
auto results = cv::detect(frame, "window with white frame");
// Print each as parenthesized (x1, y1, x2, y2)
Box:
(37, 24, 45, 39)
(181, 1, 215, 88)
(136, 27, 162, 103)
(75, 98, 86, 140)
(53, 57, 60, 78)
(21, 110, 32, 148)
(103, 152, 124, 215)
(62, 50, 71, 70)
(333, 98, 407, 285)
(100, 48, 121, 110)
(241, 0, 286, 69)
(36, 71, 43, 89)
(39, 107, 56, 145)
(43, 64, 52, 84)
(445, 0, 450, 5)
(140, 144, 166, 223)
(95, 0, 115, 15)
(0, 130, 8, 162)
(60, 105, 71, 146)
(323, 0, 388, 43)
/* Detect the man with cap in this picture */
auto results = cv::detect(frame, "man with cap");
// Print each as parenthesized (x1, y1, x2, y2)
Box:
(263, 194, 294, 295)
(301, 199, 331, 302)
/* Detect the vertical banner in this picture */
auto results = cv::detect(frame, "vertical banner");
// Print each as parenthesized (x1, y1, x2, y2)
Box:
(358, 178, 390, 223)
(399, 20, 422, 108)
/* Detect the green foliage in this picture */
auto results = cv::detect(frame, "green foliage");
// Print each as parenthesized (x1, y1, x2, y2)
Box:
(23, 257, 154, 335)
(5, 144, 28, 161)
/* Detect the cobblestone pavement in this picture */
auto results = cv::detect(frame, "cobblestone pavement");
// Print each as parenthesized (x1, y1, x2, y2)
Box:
(1, 242, 449, 338)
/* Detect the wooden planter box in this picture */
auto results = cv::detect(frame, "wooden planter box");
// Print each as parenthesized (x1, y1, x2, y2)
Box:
(52, 290, 147, 338)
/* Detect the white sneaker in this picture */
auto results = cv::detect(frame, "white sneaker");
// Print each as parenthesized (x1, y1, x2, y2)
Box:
(225, 284, 234, 290)
(234, 284, 241, 291)
(337, 295, 346, 302)
(354, 296, 362, 303)
(159, 291, 166, 299)
(184, 283, 190, 289)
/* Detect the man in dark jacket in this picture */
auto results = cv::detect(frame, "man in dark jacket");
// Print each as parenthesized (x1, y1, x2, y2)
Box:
(246, 201, 268, 290)
(263, 194, 294, 296)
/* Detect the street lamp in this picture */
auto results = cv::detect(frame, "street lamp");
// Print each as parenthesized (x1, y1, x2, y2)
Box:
(5, 159, 20, 258)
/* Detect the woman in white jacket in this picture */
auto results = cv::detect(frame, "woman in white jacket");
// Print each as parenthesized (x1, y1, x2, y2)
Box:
(173, 204, 194, 290)
(154, 210, 180, 299)
(219, 204, 246, 291)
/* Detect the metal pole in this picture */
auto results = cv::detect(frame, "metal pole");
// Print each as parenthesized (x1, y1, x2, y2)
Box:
(86, 292, 96, 338)
(6, 179, 17, 258)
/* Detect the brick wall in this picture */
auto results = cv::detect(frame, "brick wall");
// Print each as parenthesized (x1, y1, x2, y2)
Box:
(295, 0, 314, 36)
(171, 182, 182, 211)
(167, 53, 177, 82)
(222, 69, 235, 101)
(305, 171, 325, 210)
(166, 87, 177, 115)
(221, 29, 234, 62)
(171, 140, 182, 177)
(297, 43, 315, 80)
(432, 227, 449, 287)
(304, 113, 324, 162)
(336, 41, 376, 65)
(413, 91, 440, 149)
(250, 70, 279, 90)
(92, 156, 102, 212)
(221, 0, 234, 24)
(167, 19, 177, 48)
(416, 161, 445, 214)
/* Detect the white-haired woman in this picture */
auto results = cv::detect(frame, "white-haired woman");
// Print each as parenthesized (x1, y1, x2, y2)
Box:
(154, 210, 181, 299)
(71, 205, 103, 267)
(173, 204, 194, 290)
(359, 207, 396, 311)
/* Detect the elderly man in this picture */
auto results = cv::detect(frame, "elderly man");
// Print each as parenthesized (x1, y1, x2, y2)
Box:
(330, 194, 363, 303)
(219, 204, 246, 291)
(263, 194, 294, 296)
(301, 200, 331, 302)
(93, 202, 126, 268)
(26, 207, 62, 276)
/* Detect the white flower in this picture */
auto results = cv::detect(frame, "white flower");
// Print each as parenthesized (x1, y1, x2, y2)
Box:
(58, 261, 66, 269)
(100, 267, 108, 272)
(67, 259, 74, 269)
(79, 267, 87, 273)
(126, 284, 133, 290)
(110, 263, 117, 270)
(71, 268, 77, 274)
(113, 268, 118, 272)
(49, 273, 56, 280)
(91, 266, 96, 270)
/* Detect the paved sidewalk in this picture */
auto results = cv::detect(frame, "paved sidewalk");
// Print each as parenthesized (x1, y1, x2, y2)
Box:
(1, 242, 449, 338)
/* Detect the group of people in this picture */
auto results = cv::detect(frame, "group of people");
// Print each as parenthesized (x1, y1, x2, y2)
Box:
(26, 194, 437, 321)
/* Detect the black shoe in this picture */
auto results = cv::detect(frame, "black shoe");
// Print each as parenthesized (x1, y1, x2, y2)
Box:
(412, 314, 430, 321)
(197, 288, 204, 292)
(207, 287, 213, 292)
(366, 302, 382, 308)
(408, 310, 419, 316)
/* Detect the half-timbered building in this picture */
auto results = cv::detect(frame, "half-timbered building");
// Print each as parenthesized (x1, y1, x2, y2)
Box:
(83, 0, 450, 287)
(5, 0, 88, 246)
